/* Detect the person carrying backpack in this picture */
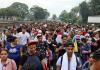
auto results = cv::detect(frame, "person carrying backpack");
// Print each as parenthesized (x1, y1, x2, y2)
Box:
(56, 42, 82, 70)
(18, 41, 43, 70)
(0, 48, 17, 70)
(81, 38, 91, 64)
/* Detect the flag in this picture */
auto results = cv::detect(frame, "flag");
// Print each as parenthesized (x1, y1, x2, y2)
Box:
(74, 39, 78, 52)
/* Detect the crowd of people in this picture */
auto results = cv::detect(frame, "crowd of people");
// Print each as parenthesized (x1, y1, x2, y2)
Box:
(0, 21, 99, 70)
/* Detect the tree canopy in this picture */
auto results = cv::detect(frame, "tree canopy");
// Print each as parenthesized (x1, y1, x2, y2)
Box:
(9, 2, 29, 18)
(79, 1, 89, 23)
(59, 7, 79, 24)
(89, 0, 100, 15)
(30, 5, 49, 21)
(0, 2, 49, 21)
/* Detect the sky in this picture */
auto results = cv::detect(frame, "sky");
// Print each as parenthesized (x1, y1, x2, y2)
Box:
(0, 0, 86, 17)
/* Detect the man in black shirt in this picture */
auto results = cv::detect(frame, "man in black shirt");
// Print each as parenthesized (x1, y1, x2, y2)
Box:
(18, 41, 43, 70)
(36, 34, 48, 70)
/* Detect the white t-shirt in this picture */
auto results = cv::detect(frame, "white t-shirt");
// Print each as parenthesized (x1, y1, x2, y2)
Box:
(56, 56, 82, 68)
(56, 35, 62, 44)
(18, 32, 30, 45)
(42, 35, 46, 42)
(1, 33, 7, 41)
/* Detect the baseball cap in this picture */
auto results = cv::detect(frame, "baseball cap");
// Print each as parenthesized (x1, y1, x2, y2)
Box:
(28, 41, 37, 46)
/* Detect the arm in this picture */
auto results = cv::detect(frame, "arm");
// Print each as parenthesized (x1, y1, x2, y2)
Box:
(11, 59, 17, 70)
(82, 50, 90, 54)
(18, 65, 22, 70)
(77, 68, 81, 70)
(52, 44, 56, 48)
(18, 55, 25, 70)
(82, 45, 91, 54)
(56, 66, 61, 70)
(56, 46, 63, 53)
(56, 57, 62, 70)
(77, 57, 82, 70)
(20, 47, 23, 56)
(26, 33, 30, 42)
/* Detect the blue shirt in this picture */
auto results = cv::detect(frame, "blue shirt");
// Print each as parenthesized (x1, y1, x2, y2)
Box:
(6, 44, 22, 60)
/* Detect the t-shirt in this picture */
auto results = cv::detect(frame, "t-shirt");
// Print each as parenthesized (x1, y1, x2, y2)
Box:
(1, 33, 7, 41)
(36, 42, 48, 60)
(0, 59, 17, 70)
(56, 56, 81, 69)
(19, 53, 43, 70)
(56, 35, 62, 44)
(18, 32, 30, 45)
(82, 44, 91, 53)
(81, 44, 91, 61)
(6, 44, 22, 60)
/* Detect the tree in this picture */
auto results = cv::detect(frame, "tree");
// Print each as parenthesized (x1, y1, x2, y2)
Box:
(59, 9, 79, 23)
(5, 8, 19, 17)
(68, 12, 78, 23)
(59, 10, 68, 22)
(71, 6, 80, 16)
(0, 2, 28, 20)
(89, 0, 100, 15)
(0, 7, 20, 20)
(0, 8, 7, 19)
(9, 2, 29, 19)
(77, 16, 82, 23)
(79, 1, 89, 23)
(29, 5, 49, 21)
(52, 14, 57, 20)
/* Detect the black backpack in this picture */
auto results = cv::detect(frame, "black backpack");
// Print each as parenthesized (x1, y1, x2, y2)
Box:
(22, 54, 43, 70)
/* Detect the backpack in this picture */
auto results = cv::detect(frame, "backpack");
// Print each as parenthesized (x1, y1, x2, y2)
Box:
(22, 54, 43, 70)
(10, 59, 17, 70)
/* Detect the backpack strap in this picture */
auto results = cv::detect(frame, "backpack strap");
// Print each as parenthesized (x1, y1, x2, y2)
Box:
(76, 57, 78, 66)
(74, 52, 79, 66)
(10, 59, 13, 70)
(60, 56, 63, 68)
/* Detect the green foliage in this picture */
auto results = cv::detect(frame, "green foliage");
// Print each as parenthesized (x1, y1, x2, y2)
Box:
(89, 0, 100, 15)
(79, 1, 89, 23)
(52, 14, 57, 20)
(0, 2, 28, 20)
(79, 0, 100, 23)
(0, 8, 19, 19)
(9, 2, 29, 18)
(59, 7, 79, 24)
(59, 10, 68, 22)
(29, 5, 49, 21)
(71, 6, 80, 15)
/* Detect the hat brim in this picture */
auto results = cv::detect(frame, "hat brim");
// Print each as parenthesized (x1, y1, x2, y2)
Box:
(28, 42, 37, 46)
